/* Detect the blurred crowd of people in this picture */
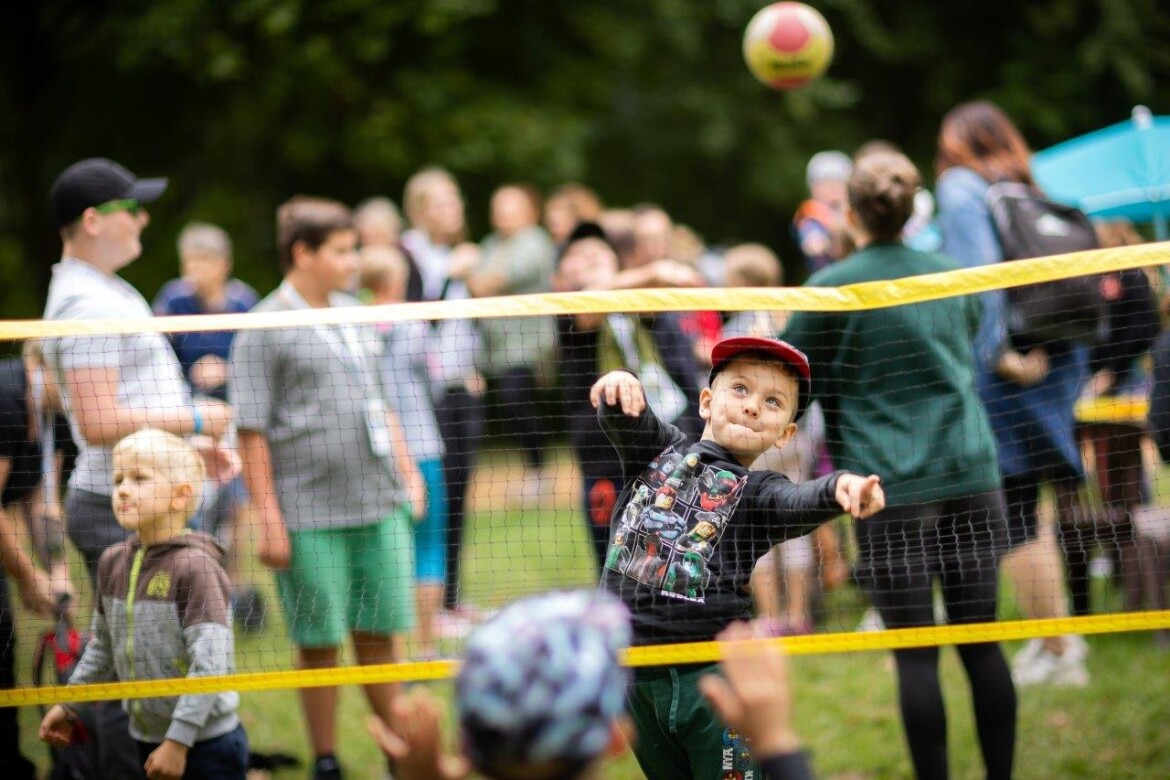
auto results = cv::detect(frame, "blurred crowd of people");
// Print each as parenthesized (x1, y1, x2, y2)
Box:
(3, 97, 1169, 780)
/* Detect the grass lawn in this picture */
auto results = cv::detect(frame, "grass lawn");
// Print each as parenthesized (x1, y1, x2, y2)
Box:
(14, 444, 1170, 778)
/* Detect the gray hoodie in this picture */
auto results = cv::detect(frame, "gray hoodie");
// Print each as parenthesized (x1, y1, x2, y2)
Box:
(68, 531, 240, 746)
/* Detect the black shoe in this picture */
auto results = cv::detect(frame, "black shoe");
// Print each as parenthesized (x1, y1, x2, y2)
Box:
(248, 750, 301, 771)
(312, 754, 343, 779)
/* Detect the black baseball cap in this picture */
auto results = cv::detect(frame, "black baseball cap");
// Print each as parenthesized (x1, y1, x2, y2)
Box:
(709, 336, 812, 421)
(50, 158, 168, 228)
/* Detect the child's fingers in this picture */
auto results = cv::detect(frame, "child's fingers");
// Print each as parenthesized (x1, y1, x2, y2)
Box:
(618, 379, 644, 416)
(835, 481, 853, 517)
(414, 689, 444, 753)
(719, 639, 781, 696)
(717, 621, 755, 642)
(440, 754, 474, 780)
(856, 476, 885, 518)
(698, 673, 744, 728)
(630, 385, 646, 416)
(367, 714, 408, 760)
(605, 381, 619, 408)
(621, 382, 638, 415)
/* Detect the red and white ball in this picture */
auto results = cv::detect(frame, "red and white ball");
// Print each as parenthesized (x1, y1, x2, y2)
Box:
(742, 2, 835, 90)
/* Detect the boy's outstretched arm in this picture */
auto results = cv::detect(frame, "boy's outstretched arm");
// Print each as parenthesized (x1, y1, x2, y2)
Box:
(754, 470, 884, 545)
(834, 474, 885, 519)
(590, 370, 646, 417)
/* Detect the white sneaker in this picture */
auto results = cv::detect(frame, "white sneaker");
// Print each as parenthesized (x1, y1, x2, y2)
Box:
(1049, 651, 1091, 687)
(1063, 634, 1089, 662)
(1012, 643, 1090, 687)
(855, 607, 885, 632)
(1012, 638, 1044, 671)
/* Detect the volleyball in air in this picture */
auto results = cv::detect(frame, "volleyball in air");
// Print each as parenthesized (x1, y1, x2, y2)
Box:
(742, 2, 835, 90)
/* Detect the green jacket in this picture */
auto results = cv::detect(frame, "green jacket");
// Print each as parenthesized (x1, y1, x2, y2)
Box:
(782, 243, 1001, 506)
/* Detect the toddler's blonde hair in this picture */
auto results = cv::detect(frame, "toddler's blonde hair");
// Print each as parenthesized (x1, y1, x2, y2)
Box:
(112, 429, 206, 509)
(359, 245, 408, 295)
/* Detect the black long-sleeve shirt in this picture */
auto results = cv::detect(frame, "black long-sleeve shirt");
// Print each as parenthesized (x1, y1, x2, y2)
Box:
(597, 398, 844, 645)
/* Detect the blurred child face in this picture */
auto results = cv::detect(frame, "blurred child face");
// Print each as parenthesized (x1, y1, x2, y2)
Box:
(554, 237, 618, 292)
(700, 358, 798, 466)
(632, 209, 673, 267)
(356, 216, 399, 249)
(298, 229, 360, 294)
(386, 270, 407, 302)
(811, 180, 848, 210)
(723, 267, 748, 288)
(112, 454, 189, 534)
(181, 250, 231, 294)
(491, 187, 537, 237)
(420, 180, 466, 244)
(543, 196, 576, 244)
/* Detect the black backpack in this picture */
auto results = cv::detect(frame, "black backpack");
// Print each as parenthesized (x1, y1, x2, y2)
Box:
(985, 182, 1104, 345)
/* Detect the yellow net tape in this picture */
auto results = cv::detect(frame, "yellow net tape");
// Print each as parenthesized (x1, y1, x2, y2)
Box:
(3, 242, 1168, 339)
(5, 242, 1169, 706)
(4, 611, 1167, 707)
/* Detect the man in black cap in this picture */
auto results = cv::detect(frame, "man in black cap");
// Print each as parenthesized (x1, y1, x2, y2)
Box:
(41, 158, 233, 778)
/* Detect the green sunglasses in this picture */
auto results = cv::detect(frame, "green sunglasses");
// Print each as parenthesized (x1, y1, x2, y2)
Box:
(93, 198, 142, 216)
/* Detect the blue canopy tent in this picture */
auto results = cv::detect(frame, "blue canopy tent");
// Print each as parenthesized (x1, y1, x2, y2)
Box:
(1032, 106, 1170, 239)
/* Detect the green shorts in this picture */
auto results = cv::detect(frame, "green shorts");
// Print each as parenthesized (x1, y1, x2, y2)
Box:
(276, 509, 415, 647)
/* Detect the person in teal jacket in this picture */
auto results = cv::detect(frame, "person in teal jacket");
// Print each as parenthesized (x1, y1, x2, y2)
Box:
(783, 148, 1017, 780)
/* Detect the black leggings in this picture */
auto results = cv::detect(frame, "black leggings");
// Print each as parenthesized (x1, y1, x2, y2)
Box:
(1002, 471, 1116, 618)
(485, 367, 547, 471)
(856, 491, 1017, 780)
(0, 576, 37, 780)
(435, 387, 484, 610)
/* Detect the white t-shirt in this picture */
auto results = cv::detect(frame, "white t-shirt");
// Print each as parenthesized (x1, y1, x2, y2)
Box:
(43, 258, 191, 496)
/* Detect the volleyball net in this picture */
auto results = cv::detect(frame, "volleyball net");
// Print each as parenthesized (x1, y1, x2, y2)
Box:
(3, 241, 1170, 708)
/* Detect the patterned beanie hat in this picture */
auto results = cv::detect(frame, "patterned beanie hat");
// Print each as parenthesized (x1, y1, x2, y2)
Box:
(456, 590, 632, 772)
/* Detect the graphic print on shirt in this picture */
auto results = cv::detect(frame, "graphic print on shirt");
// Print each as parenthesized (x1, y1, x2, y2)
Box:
(605, 445, 747, 602)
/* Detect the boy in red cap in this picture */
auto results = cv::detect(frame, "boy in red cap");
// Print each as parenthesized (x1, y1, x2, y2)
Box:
(590, 335, 884, 779)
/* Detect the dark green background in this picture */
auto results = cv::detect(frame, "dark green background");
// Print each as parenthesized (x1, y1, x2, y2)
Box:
(2, 0, 1167, 316)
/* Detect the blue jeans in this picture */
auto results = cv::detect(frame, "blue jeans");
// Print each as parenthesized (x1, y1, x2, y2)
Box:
(136, 724, 249, 779)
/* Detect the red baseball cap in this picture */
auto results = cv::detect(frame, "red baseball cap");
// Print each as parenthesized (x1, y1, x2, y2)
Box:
(708, 336, 811, 421)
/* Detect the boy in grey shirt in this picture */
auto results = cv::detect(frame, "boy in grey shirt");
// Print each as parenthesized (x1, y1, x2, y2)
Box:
(232, 197, 422, 780)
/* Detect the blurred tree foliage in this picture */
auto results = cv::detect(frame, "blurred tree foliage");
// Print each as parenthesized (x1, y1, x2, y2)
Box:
(1, 0, 1167, 315)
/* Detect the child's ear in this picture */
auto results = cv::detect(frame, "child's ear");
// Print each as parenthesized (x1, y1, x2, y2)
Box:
(290, 240, 313, 271)
(171, 482, 195, 512)
(773, 421, 798, 450)
(698, 387, 713, 421)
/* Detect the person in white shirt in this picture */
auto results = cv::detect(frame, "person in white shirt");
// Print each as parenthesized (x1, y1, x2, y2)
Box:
(42, 156, 233, 779)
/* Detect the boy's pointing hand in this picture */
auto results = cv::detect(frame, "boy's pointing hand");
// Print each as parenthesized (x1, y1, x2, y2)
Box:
(590, 370, 647, 417)
(835, 474, 885, 519)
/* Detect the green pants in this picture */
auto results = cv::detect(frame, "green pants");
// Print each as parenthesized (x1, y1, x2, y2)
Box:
(627, 663, 761, 780)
